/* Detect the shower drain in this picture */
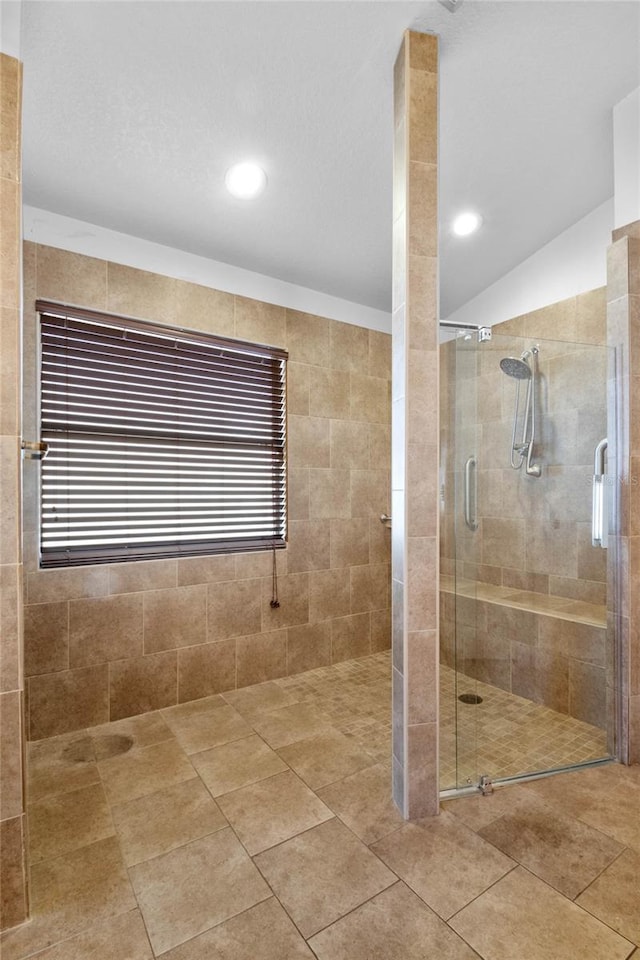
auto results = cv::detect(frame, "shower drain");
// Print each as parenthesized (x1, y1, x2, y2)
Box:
(458, 693, 483, 705)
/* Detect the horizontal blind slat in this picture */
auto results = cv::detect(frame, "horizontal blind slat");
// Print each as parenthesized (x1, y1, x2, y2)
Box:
(41, 331, 282, 384)
(40, 314, 284, 363)
(39, 307, 286, 360)
(41, 374, 284, 412)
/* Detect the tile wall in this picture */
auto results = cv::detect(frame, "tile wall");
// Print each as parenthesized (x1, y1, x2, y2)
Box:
(0, 52, 28, 930)
(439, 290, 610, 731)
(21, 244, 391, 742)
(441, 289, 608, 603)
(441, 594, 607, 728)
(391, 31, 440, 818)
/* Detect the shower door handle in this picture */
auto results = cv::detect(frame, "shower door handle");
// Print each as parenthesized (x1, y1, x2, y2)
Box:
(464, 456, 478, 532)
(592, 438, 608, 548)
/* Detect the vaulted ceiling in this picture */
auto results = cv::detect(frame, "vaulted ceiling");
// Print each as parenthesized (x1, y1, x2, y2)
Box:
(19, 1, 640, 316)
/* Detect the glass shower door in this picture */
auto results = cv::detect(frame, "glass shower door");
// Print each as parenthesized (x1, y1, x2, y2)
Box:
(441, 328, 615, 793)
(440, 329, 483, 790)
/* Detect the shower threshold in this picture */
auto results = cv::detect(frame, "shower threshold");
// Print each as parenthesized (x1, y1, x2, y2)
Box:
(439, 756, 618, 801)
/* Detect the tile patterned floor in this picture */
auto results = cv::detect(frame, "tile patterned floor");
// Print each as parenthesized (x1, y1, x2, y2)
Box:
(2, 653, 638, 960)
(439, 662, 609, 789)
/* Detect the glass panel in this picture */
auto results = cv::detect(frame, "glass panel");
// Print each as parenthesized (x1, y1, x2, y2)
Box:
(439, 331, 459, 790)
(439, 327, 615, 792)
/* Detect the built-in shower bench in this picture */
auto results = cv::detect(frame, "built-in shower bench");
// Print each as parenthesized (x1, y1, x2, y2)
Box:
(439, 574, 608, 726)
(439, 575, 606, 628)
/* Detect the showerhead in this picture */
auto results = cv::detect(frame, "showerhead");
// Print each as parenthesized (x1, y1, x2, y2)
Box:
(500, 356, 531, 380)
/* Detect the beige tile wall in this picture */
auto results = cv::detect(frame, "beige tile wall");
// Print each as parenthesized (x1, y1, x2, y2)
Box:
(21, 244, 391, 741)
(439, 291, 611, 735)
(441, 289, 608, 602)
(392, 31, 440, 818)
(0, 52, 28, 931)
(607, 225, 640, 764)
(440, 598, 607, 728)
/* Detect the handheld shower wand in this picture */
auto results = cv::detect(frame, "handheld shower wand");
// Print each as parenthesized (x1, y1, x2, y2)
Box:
(499, 347, 541, 478)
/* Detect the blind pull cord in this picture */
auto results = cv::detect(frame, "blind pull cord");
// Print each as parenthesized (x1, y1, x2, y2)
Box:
(270, 545, 280, 608)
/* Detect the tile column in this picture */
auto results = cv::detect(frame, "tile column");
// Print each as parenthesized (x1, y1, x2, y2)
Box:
(391, 31, 440, 818)
(0, 52, 28, 929)
(607, 223, 640, 764)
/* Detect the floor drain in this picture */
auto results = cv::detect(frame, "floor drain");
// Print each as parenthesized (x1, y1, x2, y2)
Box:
(458, 693, 483, 705)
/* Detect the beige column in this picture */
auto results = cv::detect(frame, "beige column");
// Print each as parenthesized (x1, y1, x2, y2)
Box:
(391, 31, 439, 818)
(607, 222, 640, 764)
(0, 52, 28, 929)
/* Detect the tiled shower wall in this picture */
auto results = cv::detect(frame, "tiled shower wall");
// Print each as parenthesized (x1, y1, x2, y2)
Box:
(0, 53, 28, 930)
(21, 243, 391, 742)
(442, 593, 607, 728)
(439, 290, 610, 730)
(441, 288, 608, 604)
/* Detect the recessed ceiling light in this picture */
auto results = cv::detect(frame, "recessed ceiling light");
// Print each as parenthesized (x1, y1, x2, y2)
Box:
(225, 162, 267, 199)
(452, 211, 482, 237)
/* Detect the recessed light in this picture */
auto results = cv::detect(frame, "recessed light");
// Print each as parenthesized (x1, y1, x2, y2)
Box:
(225, 162, 267, 199)
(452, 211, 482, 237)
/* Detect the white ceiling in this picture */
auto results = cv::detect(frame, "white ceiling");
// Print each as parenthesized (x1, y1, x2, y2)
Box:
(19, 1, 640, 316)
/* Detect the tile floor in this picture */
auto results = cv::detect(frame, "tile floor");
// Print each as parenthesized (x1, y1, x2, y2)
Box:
(2, 653, 638, 960)
(439, 662, 608, 789)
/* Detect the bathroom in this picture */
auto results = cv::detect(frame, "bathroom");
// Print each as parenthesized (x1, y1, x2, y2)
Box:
(2, 3, 640, 958)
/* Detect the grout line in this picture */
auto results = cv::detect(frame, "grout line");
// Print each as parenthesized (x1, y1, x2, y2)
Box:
(1, 907, 144, 960)
(446, 861, 520, 925)
(574, 844, 628, 901)
(302, 878, 403, 944)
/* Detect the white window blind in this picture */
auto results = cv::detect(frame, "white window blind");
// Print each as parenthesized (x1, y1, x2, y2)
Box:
(38, 302, 287, 567)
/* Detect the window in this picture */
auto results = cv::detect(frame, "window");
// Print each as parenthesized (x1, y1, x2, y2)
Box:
(37, 301, 287, 567)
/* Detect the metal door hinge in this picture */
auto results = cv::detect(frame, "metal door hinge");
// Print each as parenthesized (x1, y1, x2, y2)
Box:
(478, 774, 494, 796)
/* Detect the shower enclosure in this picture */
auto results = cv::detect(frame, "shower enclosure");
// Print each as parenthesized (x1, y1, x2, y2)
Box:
(439, 321, 617, 793)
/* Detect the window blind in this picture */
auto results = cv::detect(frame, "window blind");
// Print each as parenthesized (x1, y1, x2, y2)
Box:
(37, 302, 287, 567)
